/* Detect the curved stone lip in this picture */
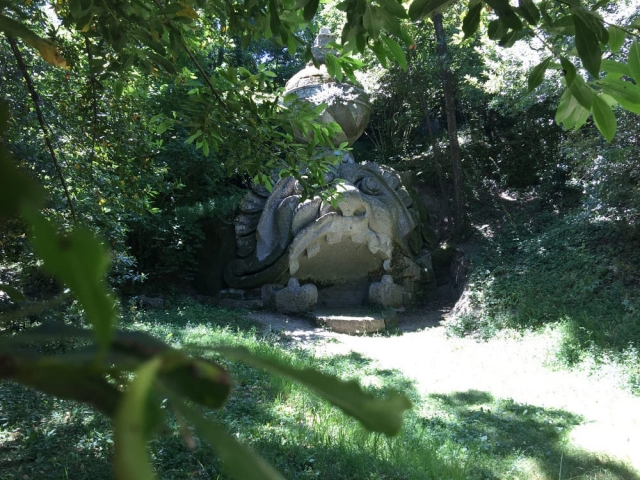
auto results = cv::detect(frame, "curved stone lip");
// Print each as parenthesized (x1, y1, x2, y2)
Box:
(287, 211, 393, 278)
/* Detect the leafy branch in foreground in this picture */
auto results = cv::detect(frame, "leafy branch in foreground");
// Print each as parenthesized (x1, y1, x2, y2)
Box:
(452, 0, 640, 141)
(0, 103, 411, 479)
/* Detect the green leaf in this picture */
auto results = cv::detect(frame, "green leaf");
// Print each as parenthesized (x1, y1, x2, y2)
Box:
(499, 29, 517, 48)
(356, 32, 367, 52)
(156, 120, 171, 134)
(25, 214, 117, 355)
(217, 346, 412, 436)
(560, 57, 576, 86)
(269, 0, 281, 34)
(287, 29, 297, 54)
(462, 1, 483, 39)
(160, 358, 231, 409)
(518, 0, 539, 26)
(570, 6, 608, 44)
(484, 0, 522, 30)
(595, 77, 640, 105)
(0, 284, 24, 302)
(569, 75, 593, 109)
(312, 102, 329, 115)
(325, 53, 340, 79)
(0, 14, 67, 67)
(487, 19, 508, 41)
(548, 15, 575, 36)
(186, 131, 202, 144)
(114, 357, 162, 480)
(573, 14, 602, 78)
(607, 25, 626, 53)
(628, 42, 640, 83)
(303, 0, 320, 22)
(0, 158, 44, 223)
(601, 59, 630, 77)
(555, 87, 590, 130)
(363, 3, 381, 39)
(176, 400, 285, 480)
(591, 94, 616, 141)
(369, 40, 388, 68)
(613, 95, 640, 114)
(376, 5, 405, 38)
(114, 80, 124, 98)
(527, 57, 551, 91)
(0, 104, 44, 222)
(377, 0, 407, 18)
(408, 0, 452, 21)
(4, 355, 122, 418)
(381, 36, 407, 70)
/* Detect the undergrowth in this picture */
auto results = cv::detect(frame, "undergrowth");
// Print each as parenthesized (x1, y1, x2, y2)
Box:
(448, 205, 640, 393)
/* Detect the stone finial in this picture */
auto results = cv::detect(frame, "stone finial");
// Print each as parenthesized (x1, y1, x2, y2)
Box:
(311, 27, 337, 64)
(275, 278, 318, 314)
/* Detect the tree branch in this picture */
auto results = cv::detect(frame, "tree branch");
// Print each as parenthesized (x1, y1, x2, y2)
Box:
(8, 36, 77, 225)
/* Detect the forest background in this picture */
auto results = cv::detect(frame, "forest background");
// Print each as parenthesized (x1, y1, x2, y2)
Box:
(1, 0, 640, 478)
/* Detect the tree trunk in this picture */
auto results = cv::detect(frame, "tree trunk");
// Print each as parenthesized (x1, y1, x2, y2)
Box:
(433, 12, 466, 239)
(419, 93, 451, 220)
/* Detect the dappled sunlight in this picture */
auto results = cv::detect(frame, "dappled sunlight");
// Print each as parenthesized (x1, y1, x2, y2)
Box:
(425, 390, 639, 480)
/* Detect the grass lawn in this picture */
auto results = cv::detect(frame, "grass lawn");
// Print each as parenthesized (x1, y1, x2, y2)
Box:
(2, 299, 639, 480)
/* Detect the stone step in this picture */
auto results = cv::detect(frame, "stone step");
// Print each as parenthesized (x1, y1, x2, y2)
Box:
(311, 308, 398, 335)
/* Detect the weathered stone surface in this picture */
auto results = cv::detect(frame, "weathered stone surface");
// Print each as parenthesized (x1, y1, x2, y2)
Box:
(261, 283, 284, 311)
(317, 316, 385, 335)
(221, 28, 438, 308)
(369, 275, 403, 309)
(219, 288, 244, 300)
(313, 307, 398, 334)
(236, 235, 256, 258)
(137, 295, 164, 309)
(275, 278, 318, 314)
(239, 191, 267, 214)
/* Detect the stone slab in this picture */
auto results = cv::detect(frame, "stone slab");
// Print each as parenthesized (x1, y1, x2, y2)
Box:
(312, 308, 397, 335)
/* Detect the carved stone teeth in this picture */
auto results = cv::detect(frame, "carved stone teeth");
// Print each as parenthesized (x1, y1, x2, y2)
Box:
(307, 243, 320, 258)
(352, 232, 366, 244)
(326, 232, 342, 244)
(367, 235, 380, 255)
(290, 260, 300, 275)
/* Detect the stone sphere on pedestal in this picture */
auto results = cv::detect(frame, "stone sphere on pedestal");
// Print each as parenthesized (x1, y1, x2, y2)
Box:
(284, 65, 371, 147)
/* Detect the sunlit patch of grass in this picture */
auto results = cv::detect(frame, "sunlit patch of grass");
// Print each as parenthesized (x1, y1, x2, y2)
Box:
(2, 298, 639, 479)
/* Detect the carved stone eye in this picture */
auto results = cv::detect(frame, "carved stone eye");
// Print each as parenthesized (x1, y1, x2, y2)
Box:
(358, 176, 381, 195)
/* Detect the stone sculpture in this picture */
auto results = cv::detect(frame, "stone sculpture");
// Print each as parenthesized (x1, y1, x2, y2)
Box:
(223, 28, 437, 312)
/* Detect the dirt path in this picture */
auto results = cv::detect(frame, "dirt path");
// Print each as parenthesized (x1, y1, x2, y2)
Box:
(249, 306, 640, 471)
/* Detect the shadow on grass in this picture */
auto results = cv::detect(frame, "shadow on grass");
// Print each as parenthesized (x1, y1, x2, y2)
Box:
(0, 384, 112, 480)
(467, 216, 640, 364)
(212, 353, 465, 480)
(122, 299, 263, 333)
(426, 389, 639, 480)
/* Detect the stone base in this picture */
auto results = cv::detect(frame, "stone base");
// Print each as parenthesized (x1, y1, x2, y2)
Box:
(312, 308, 398, 335)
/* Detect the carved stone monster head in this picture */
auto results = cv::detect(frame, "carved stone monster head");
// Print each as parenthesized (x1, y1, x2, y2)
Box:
(222, 28, 435, 307)
(224, 160, 432, 306)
